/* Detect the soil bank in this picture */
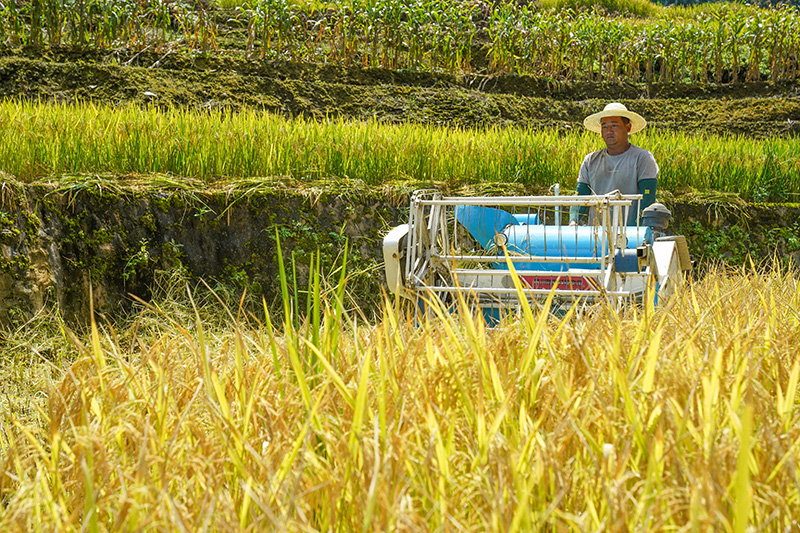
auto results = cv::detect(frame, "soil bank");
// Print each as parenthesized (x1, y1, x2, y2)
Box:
(1, 181, 798, 326)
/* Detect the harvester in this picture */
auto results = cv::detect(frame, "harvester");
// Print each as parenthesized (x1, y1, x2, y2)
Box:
(383, 188, 692, 323)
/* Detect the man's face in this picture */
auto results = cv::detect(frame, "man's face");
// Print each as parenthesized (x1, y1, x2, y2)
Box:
(600, 116, 631, 151)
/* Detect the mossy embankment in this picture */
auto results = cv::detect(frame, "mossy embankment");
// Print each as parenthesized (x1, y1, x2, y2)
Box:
(2, 47, 800, 136)
(0, 178, 403, 325)
(1, 179, 799, 326)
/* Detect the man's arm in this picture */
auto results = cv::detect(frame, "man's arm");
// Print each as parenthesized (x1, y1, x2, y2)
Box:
(636, 149, 659, 221)
(569, 182, 592, 225)
(569, 156, 593, 226)
(638, 178, 657, 212)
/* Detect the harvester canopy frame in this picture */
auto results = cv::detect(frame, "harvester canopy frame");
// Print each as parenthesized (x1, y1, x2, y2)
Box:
(384, 189, 690, 322)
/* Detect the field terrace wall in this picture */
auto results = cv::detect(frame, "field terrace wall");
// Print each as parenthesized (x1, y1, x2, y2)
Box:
(0, 182, 404, 325)
(2, 52, 800, 137)
(1, 182, 800, 326)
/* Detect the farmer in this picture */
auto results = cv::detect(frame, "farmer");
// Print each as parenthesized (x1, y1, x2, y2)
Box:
(569, 102, 658, 226)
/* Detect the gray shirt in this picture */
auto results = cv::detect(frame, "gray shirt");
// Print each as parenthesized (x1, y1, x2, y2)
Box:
(577, 144, 658, 224)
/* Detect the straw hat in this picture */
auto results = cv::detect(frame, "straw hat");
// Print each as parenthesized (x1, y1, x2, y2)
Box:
(583, 102, 647, 134)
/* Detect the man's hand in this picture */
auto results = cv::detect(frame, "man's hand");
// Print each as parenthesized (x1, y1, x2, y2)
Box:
(569, 220, 577, 226)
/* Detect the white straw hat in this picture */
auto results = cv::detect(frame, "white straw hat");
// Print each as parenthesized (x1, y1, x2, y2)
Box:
(584, 102, 647, 134)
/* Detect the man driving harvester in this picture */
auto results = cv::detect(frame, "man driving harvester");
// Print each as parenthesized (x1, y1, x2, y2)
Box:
(569, 102, 658, 226)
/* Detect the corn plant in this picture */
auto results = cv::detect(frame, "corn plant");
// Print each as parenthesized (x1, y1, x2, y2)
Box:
(2, 0, 800, 82)
(246, 0, 303, 59)
(0, 0, 26, 44)
(487, 1, 521, 74)
(334, 0, 366, 66)
(174, 2, 218, 50)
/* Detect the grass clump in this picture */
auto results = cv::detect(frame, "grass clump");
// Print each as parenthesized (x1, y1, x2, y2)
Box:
(1, 261, 800, 529)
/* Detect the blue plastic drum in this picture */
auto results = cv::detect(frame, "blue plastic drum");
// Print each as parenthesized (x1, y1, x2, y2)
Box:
(501, 225, 651, 271)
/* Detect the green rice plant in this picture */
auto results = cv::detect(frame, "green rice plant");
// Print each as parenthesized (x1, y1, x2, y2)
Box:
(2, 100, 800, 201)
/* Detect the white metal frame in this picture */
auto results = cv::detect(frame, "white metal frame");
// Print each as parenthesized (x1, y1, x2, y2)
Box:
(401, 190, 650, 309)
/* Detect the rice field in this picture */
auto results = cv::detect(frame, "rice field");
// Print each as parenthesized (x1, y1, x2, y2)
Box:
(1, 261, 799, 530)
(1, 100, 799, 202)
(2, 1, 800, 82)
(2, 2, 800, 529)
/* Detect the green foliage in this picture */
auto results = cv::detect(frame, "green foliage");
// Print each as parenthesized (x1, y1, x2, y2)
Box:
(0, 208, 30, 274)
(0, 0, 218, 50)
(683, 220, 754, 264)
(487, 2, 800, 83)
(681, 218, 800, 267)
(766, 224, 800, 253)
(122, 238, 151, 283)
(0, 210, 20, 243)
(540, 0, 658, 18)
(1, 0, 800, 82)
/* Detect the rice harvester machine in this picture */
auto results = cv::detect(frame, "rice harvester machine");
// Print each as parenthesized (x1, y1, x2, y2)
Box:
(383, 188, 692, 322)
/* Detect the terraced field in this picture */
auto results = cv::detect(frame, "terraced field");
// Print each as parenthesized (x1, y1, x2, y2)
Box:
(1, 1, 800, 530)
